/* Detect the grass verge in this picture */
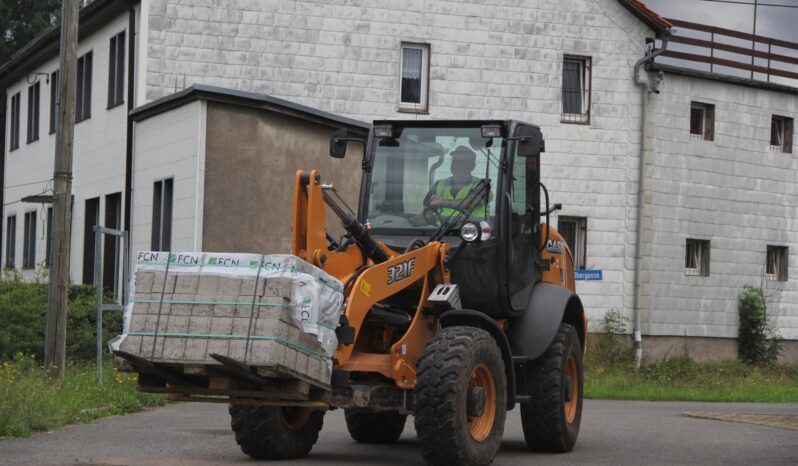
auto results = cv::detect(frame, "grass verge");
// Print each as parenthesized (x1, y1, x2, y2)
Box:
(585, 355, 798, 403)
(0, 354, 165, 438)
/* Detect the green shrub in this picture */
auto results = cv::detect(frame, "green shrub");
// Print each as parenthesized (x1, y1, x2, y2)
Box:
(0, 274, 122, 362)
(589, 309, 633, 367)
(738, 286, 783, 366)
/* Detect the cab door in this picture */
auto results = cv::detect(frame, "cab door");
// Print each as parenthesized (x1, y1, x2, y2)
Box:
(506, 125, 542, 312)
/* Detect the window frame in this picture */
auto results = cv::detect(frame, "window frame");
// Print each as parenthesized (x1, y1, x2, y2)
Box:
(398, 42, 430, 113)
(151, 178, 174, 252)
(770, 115, 793, 154)
(561, 55, 592, 125)
(27, 81, 40, 143)
(690, 102, 714, 141)
(558, 216, 588, 270)
(9, 92, 21, 151)
(22, 211, 37, 269)
(765, 245, 788, 282)
(107, 31, 126, 109)
(50, 70, 59, 134)
(5, 215, 16, 269)
(685, 238, 711, 277)
(76, 51, 93, 122)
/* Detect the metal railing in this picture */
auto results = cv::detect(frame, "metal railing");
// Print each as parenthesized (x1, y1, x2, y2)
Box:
(93, 226, 130, 384)
(660, 18, 798, 84)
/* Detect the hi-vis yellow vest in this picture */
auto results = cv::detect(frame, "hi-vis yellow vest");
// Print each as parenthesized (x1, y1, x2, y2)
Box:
(434, 176, 481, 218)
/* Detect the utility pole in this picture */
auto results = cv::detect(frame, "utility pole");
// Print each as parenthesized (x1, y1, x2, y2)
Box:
(45, 0, 79, 380)
(751, 0, 758, 80)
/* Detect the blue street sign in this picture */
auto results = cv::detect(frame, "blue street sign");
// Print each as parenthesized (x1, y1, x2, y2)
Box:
(575, 269, 603, 281)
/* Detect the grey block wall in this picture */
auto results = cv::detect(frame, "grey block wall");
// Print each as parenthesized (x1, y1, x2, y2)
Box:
(141, 0, 797, 345)
(643, 74, 798, 341)
(145, 0, 652, 331)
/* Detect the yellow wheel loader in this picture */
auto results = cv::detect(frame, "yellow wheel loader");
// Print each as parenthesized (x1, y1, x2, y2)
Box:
(122, 120, 586, 465)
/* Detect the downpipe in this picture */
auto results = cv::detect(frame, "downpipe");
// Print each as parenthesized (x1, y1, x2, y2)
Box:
(632, 33, 670, 369)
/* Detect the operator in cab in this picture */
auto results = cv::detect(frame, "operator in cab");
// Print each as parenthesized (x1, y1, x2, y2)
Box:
(412, 145, 489, 226)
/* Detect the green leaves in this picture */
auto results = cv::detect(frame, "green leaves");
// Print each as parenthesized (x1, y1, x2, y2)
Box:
(738, 286, 783, 366)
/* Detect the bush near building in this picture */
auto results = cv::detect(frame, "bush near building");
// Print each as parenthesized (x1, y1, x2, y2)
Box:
(0, 273, 164, 438)
(0, 271, 122, 362)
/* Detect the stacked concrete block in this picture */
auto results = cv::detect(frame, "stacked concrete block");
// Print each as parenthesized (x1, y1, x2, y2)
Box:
(119, 262, 334, 387)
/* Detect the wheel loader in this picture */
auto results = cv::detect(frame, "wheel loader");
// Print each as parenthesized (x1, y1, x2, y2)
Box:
(121, 119, 586, 465)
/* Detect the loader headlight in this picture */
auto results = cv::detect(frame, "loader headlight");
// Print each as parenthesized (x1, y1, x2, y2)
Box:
(460, 221, 492, 243)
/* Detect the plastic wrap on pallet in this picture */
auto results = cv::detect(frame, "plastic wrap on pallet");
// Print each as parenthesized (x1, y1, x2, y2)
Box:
(109, 252, 344, 380)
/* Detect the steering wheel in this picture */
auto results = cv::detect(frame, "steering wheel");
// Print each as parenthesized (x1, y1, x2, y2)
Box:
(421, 205, 445, 225)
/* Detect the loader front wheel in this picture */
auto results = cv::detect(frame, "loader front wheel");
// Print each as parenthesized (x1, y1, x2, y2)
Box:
(415, 326, 507, 466)
(345, 409, 406, 443)
(520, 323, 583, 452)
(229, 404, 324, 460)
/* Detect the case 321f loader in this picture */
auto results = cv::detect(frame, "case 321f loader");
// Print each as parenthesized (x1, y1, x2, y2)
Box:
(129, 120, 586, 465)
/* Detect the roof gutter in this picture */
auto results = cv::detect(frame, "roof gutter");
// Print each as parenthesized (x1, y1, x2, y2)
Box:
(632, 31, 670, 369)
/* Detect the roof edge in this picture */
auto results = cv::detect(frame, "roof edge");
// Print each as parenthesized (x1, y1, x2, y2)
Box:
(129, 84, 371, 133)
(0, 0, 139, 88)
(617, 0, 672, 34)
(652, 63, 798, 95)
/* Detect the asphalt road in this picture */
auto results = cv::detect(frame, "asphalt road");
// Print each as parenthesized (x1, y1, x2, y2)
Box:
(1, 400, 796, 465)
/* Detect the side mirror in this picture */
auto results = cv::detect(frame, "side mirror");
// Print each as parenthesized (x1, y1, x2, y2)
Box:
(516, 126, 545, 157)
(330, 129, 348, 159)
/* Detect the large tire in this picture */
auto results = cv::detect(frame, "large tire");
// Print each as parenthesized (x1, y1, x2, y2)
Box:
(229, 404, 324, 460)
(415, 326, 507, 466)
(520, 323, 583, 452)
(345, 409, 407, 443)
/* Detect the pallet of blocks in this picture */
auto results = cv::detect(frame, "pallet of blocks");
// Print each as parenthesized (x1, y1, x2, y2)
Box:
(111, 251, 344, 390)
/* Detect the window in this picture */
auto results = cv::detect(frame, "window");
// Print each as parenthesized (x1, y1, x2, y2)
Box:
(685, 238, 710, 277)
(103, 193, 122, 294)
(76, 51, 93, 122)
(108, 31, 125, 108)
(151, 179, 173, 251)
(9, 92, 20, 151)
(770, 115, 793, 153)
(5, 216, 16, 269)
(83, 197, 100, 284)
(22, 211, 36, 269)
(50, 70, 59, 134)
(46, 207, 53, 267)
(558, 216, 587, 270)
(690, 102, 714, 141)
(27, 82, 40, 143)
(562, 56, 591, 123)
(766, 246, 788, 282)
(399, 43, 429, 112)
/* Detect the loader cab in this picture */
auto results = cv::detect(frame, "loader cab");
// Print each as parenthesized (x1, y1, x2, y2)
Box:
(346, 120, 545, 317)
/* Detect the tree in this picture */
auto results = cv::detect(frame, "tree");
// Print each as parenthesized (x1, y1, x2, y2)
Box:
(0, 0, 61, 66)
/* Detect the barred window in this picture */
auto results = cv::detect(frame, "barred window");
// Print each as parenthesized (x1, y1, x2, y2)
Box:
(558, 216, 587, 269)
(685, 239, 710, 277)
(562, 56, 591, 124)
(770, 115, 793, 153)
(766, 246, 788, 282)
(690, 102, 714, 141)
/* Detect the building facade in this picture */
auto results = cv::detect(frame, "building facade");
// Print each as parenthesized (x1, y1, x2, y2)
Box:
(1, 0, 795, 361)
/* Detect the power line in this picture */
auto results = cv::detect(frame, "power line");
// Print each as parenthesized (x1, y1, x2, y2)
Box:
(4, 178, 53, 189)
(697, 0, 798, 8)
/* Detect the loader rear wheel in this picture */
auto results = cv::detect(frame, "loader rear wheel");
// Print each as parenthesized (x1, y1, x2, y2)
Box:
(520, 323, 583, 453)
(344, 409, 407, 443)
(415, 326, 507, 466)
(229, 404, 324, 460)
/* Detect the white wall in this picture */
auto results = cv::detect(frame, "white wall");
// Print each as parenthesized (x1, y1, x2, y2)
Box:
(143, 0, 654, 330)
(3, 12, 132, 283)
(130, 99, 206, 262)
(644, 74, 798, 340)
